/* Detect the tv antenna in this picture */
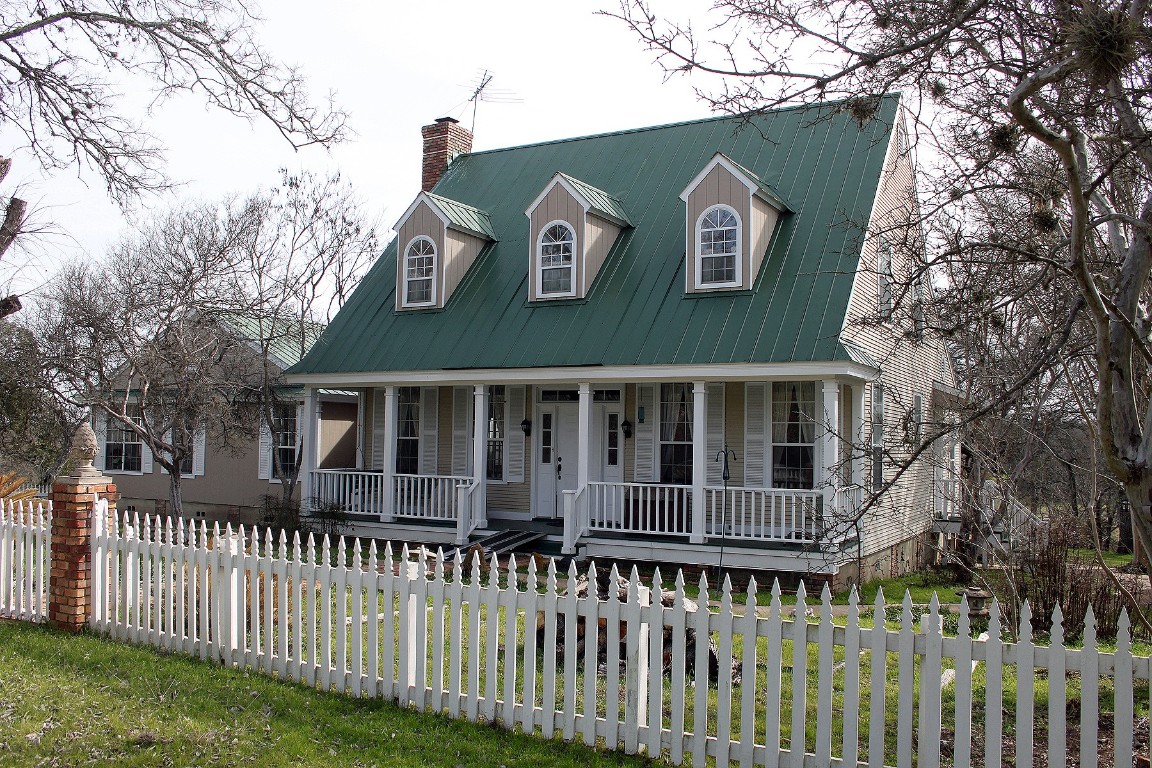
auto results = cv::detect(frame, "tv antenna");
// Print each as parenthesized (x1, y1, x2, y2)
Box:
(464, 69, 522, 133)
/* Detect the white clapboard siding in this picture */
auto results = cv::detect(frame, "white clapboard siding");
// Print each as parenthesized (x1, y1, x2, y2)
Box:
(706, 383, 725, 486)
(4, 491, 1134, 768)
(371, 388, 387, 471)
(451, 386, 472, 476)
(744, 382, 767, 486)
(634, 384, 656, 482)
(420, 387, 439, 474)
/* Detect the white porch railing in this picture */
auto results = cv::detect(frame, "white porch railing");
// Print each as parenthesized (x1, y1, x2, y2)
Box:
(393, 474, 471, 521)
(584, 482, 693, 537)
(311, 469, 389, 515)
(454, 482, 482, 545)
(704, 486, 823, 543)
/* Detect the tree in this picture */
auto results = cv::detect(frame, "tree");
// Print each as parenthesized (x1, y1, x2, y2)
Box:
(0, 0, 348, 315)
(612, 0, 1152, 557)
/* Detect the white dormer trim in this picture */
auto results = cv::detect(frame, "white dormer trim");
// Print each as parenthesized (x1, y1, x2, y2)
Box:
(523, 173, 629, 227)
(679, 153, 786, 210)
(395, 192, 451, 234)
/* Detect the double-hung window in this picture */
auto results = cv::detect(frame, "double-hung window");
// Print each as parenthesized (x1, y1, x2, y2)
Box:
(697, 205, 740, 287)
(396, 387, 420, 474)
(771, 382, 816, 489)
(271, 405, 299, 476)
(403, 237, 436, 307)
(871, 384, 885, 491)
(659, 383, 693, 484)
(877, 241, 894, 319)
(105, 405, 143, 473)
(486, 385, 506, 481)
(538, 222, 576, 297)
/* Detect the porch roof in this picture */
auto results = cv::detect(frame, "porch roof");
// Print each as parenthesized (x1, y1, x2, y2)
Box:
(292, 96, 898, 377)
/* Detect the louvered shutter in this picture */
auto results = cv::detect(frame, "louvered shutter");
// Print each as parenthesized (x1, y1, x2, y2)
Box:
(634, 384, 656, 482)
(257, 422, 272, 480)
(193, 429, 206, 477)
(506, 386, 526, 482)
(744, 383, 768, 487)
(93, 413, 107, 472)
(705, 383, 725, 486)
(140, 431, 153, 474)
(371, 389, 387, 471)
(451, 387, 472, 476)
(419, 387, 439, 474)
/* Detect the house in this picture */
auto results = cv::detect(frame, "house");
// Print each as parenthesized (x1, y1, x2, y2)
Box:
(287, 96, 960, 586)
(94, 315, 359, 524)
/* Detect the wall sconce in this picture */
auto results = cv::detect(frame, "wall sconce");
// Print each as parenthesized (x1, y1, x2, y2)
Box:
(621, 419, 633, 439)
(637, 406, 645, 424)
(520, 418, 532, 436)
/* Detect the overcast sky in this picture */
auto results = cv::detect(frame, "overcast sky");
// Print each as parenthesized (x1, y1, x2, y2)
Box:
(5, 0, 718, 298)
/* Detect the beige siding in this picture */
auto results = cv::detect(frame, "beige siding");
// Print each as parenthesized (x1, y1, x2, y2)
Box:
(113, 439, 272, 513)
(749, 196, 781, 285)
(686, 164, 752, 293)
(839, 114, 956, 558)
(396, 201, 445, 310)
(528, 183, 584, 300)
(487, 476, 531, 513)
(318, 401, 357, 469)
(582, 214, 621, 295)
(442, 229, 487, 305)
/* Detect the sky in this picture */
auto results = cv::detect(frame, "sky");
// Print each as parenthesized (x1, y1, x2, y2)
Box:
(3, 0, 719, 299)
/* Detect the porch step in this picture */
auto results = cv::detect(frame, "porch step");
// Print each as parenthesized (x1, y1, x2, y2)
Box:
(442, 528, 547, 562)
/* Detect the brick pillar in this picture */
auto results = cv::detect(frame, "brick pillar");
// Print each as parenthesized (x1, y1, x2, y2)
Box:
(49, 422, 117, 633)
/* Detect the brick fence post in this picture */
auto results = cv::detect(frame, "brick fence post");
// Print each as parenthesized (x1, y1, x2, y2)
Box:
(49, 422, 117, 633)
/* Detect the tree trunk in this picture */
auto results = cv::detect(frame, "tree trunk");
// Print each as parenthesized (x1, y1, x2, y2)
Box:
(1125, 479, 1152, 573)
(169, 472, 184, 520)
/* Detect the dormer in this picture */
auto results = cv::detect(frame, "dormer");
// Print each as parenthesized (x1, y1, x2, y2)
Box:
(524, 173, 631, 301)
(393, 192, 495, 311)
(679, 153, 790, 293)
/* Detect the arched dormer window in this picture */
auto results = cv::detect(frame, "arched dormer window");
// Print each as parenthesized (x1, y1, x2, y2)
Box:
(538, 221, 576, 297)
(696, 205, 741, 287)
(403, 236, 437, 307)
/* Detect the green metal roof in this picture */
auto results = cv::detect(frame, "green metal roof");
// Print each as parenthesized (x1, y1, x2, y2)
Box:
(220, 313, 325, 370)
(722, 155, 793, 212)
(293, 96, 899, 376)
(425, 193, 497, 240)
(556, 173, 632, 226)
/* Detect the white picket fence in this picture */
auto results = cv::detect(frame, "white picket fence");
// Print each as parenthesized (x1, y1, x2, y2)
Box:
(77, 501, 1149, 767)
(0, 498, 52, 622)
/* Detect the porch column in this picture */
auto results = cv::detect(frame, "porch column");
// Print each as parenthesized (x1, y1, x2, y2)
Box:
(300, 387, 320, 506)
(355, 389, 366, 470)
(821, 380, 841, 531)
(577, 383, 592, 490)
(691, 380, 706, 544)
(380, 386, 397, 523)
(472, 385, 488, 529)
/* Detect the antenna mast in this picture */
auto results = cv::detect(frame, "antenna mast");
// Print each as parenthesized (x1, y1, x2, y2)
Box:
(468, 70, 494, 133)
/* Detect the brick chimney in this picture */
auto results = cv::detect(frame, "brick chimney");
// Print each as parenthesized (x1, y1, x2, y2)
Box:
(421, 117, 473, 192)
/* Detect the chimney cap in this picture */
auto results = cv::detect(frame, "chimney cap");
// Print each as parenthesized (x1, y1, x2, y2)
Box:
(434, 116, 460, 125)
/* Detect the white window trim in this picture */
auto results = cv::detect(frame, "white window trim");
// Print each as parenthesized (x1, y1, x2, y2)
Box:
(402, 235, 438, 308)
(877, 239, 894, 320)
(694, 204, 742, 290)
(102, 413, 149, 476)
(536, 219, 578, 299)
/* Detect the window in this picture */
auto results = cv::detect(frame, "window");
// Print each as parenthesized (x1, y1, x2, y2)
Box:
(771, 382, 816, 489)
(271, 405, 298, 476)
(396, 387, 420, 474)
(486, 385, 505, 481)
(912, 278, 926, 339)
(871, 384, 885, 491)
(912, 394, 923, 446)
(104, 407, 143, 473)
(877, 240, 894, 319)
(607, 413, 620, 468)
(403, 237, 436, 307)
(697, 205, 740, 286)
(538, 222, 576, 296)
(659, 383, 693, 484)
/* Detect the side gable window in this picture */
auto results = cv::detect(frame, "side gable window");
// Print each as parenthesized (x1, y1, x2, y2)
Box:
(871, 384, 885, 491)
(697, 205, 740, 286)
(877, 240, 894, 319)
(403, 236, 437, 307)
(538, 221, 576, 297)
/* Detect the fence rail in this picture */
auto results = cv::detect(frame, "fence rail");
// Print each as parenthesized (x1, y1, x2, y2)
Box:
(0, 498, 51, 622)
(85, 507, 1149, 768)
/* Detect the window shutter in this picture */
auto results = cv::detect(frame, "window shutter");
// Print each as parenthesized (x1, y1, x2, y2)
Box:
(140, 431, 153, 474)
(706, 383, 725, 486)
(506, 386, 526, 483)
(371, 389, 387, 471)
(93, 414, 107, 472)
(419, 387, 439, 474)
(451, 386, 472, 476)
(258, 421, 272, 480)
(744, 383, 768, 487)
(193, 429, 206, 477)
(634, 384, 656, 482)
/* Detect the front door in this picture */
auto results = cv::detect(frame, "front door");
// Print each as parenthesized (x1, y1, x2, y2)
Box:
(535, 404, 579, 519)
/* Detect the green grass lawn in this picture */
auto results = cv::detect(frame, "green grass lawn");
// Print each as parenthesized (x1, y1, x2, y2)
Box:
(0, 620, 657, 768)
(1070, 548, 1136, 569)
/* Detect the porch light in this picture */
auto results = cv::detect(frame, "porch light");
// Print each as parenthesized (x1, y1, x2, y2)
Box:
(520, 418, 532, 436)
(621, 419, 633, 439)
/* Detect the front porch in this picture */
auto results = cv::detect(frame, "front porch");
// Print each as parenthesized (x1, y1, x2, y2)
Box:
(298, 376, 874, 568)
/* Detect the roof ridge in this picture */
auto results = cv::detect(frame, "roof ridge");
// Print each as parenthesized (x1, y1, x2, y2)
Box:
(463, 93, 901, 158)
